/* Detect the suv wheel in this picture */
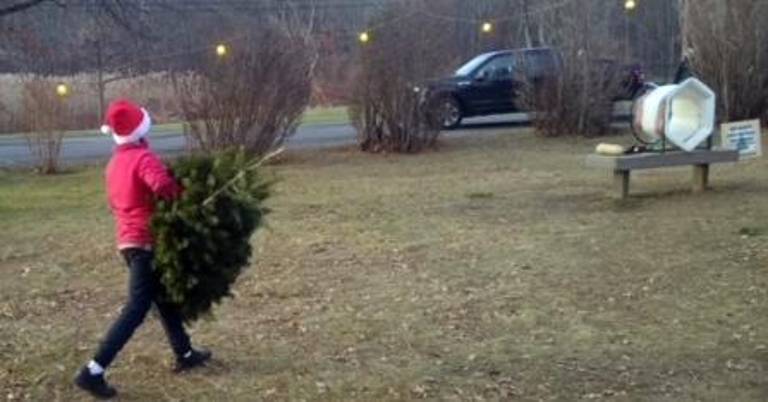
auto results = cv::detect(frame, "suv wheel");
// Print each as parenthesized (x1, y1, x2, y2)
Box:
(437, 97, 463, 129)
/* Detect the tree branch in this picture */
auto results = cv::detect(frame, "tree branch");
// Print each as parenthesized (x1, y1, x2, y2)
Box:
(0, 0, 51, 17)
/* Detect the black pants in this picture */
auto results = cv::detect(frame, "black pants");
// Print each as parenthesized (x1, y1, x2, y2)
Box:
(93, 248, 191, 368)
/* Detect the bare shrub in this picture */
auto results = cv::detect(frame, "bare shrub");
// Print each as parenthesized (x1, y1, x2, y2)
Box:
(523, 1, 625, 137)
(523, 56, 625, 137)
(350, 1, 456, 154)
(683, 0, 768, 121)
(172, 26, 314, 156)
(21, 78, 68, 174)
(0, 99, 14, 134)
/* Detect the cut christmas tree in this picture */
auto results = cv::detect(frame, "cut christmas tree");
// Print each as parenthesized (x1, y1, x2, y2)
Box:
(151, 151, 272, 322)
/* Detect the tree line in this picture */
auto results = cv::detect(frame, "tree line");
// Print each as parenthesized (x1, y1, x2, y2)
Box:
(1, 0, 766, 171)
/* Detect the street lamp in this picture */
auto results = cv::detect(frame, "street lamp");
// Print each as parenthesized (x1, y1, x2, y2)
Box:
(358, 31, 370, 44)
(624, 0, 637, 11)
(215, 43, 228, 57)
(56, 83, 69, 98)
(481, 22, 494, 34)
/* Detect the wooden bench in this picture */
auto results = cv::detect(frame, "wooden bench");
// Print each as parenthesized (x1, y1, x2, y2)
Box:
(586, 150, 739, 199)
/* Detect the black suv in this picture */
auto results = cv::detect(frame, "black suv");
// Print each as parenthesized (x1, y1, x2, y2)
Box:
(424, 47, 645, 129)
(424, 48, 561, 129)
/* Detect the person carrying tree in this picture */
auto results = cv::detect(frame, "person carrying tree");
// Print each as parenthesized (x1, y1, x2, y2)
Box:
(74, 99, 211, 399)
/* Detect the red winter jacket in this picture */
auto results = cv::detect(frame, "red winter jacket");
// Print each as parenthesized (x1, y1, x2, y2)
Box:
(106, 140, 181, 249)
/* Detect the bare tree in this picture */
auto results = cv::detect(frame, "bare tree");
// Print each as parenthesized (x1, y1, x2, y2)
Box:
(1, 0, 162, 129)
(0, 0, 56, 17)
(683, 0, 768, 121)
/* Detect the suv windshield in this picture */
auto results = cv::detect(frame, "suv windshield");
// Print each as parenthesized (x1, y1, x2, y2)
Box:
(455, 53, 495, 76)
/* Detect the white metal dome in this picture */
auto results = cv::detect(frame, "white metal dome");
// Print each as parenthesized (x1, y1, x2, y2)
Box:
(632, 78, 716, 152)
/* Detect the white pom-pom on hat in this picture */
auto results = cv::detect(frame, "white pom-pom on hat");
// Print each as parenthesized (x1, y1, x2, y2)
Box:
(100, 125, 112, 135)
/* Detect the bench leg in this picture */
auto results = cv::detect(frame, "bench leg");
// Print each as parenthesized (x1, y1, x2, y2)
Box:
(613, 170, 630, 199)
(693, 164, 710, 193)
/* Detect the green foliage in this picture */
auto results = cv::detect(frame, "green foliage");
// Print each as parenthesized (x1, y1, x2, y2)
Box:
(151, 151, 271, 322)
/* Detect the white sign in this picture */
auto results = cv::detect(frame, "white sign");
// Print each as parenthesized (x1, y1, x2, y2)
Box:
(721, 119, 762, 160)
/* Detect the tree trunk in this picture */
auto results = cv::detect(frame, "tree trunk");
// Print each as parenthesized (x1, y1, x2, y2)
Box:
(679, 0, 689, 56)
(522, 0, 532, 48)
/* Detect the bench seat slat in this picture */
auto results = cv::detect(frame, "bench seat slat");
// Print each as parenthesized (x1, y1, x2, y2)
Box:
(586, 150, 739, 171)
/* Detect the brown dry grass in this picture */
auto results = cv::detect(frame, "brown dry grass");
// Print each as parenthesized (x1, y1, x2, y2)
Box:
(0, 73, 179, 133)
(1, 130, 767, 401)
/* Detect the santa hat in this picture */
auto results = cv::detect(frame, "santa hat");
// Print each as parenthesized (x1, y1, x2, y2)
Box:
(100, 99, 152, 145)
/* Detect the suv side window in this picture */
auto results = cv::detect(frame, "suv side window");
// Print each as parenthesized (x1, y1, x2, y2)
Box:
(476, 55, 516, 81)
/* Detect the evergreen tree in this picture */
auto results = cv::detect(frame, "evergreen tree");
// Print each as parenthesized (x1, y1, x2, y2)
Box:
(151, 151, 271, 322)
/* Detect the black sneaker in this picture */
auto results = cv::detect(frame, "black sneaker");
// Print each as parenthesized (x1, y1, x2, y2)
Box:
(174, 348, 212, 373)
(74, 367, 117, 400)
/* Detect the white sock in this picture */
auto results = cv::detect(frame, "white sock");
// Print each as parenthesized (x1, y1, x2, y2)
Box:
(87, 360, 105, 376)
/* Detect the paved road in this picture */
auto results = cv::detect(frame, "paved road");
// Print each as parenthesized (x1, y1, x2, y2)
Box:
(0, 114, 538, 168)
(0, 122, 359, 168)
(1, 111, 629, 168)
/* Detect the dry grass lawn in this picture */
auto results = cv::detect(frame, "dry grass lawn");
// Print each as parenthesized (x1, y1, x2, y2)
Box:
(1, 130, 767, 401)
